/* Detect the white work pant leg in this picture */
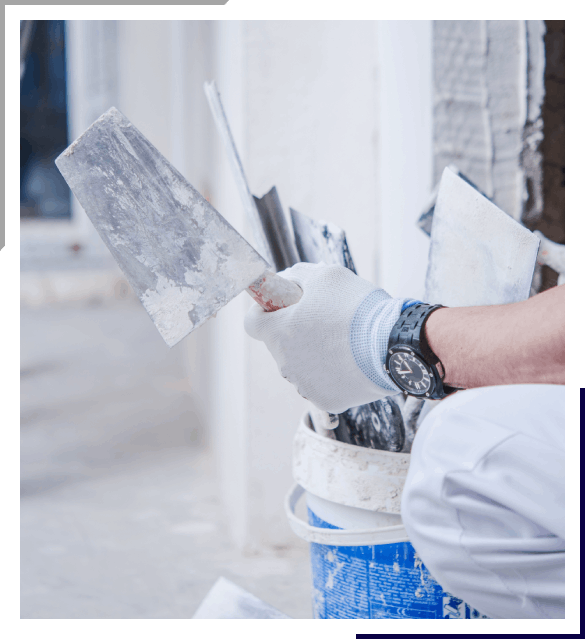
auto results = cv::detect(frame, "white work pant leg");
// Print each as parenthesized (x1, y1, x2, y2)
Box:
(400, 384, 565, 619)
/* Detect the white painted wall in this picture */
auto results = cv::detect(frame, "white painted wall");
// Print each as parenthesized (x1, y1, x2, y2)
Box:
(203, 20, 252, 550)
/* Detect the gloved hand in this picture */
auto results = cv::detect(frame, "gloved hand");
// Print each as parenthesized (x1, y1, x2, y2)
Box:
(244, 262, 409, 413)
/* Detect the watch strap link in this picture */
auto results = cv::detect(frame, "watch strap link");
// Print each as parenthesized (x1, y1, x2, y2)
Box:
(386, 303, 459, 398)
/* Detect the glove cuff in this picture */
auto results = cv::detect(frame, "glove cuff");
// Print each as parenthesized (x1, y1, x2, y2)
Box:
(350, 289, 405, 392)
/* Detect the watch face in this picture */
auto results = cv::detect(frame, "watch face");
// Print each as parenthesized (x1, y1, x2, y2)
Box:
(388, 351, 432, 395)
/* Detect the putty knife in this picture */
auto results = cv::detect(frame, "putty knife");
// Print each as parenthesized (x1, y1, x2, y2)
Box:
(253, 186, 300, 271)
(55, 107, 302, 347)
(425, 167, 540, 307)
(206, 84, 404, 448)
(193, 577, 290, 619)
(204, 80, 274, 266)
(417, 164, 491, 237)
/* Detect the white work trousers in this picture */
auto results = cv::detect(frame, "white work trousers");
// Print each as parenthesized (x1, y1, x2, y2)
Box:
(401, 384, 565, 619)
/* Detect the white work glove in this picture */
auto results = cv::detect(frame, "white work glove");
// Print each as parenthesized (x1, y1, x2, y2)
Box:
(244, 263, 409, 413)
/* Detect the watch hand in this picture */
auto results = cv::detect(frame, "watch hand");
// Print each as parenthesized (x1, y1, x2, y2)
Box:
(398, 362, 413, 374)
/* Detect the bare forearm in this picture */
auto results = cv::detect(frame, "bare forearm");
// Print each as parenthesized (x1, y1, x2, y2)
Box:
(424, 285, 565, 389)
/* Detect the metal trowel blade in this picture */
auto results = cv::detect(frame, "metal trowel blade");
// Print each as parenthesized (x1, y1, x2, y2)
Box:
(56, 107, 270, 347)
(193, 577, 291, 619)
(425, 167, 540, 307)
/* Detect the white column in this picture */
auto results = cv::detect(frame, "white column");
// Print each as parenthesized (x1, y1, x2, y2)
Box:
(250, 20, 381, 548)
(378, 20, 433, 301)
(170, 21, 187, 176)
(204, 20, 252, 550)
(205, 21, 384, 551)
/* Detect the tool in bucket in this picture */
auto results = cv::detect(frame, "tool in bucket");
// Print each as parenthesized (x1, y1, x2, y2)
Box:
(205, 81, 404, 449)
(289, 208, 407, 451)
(204, 80, 338, 433)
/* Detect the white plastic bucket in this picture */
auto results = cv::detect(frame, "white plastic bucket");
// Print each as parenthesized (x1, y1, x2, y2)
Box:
(286, 413, 489, 619)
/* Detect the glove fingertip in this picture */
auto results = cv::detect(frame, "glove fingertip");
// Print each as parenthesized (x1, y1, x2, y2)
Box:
(244, 303, 268, 340)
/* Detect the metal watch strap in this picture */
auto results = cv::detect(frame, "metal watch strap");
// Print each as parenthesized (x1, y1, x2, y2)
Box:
(386, 303, 459, 398)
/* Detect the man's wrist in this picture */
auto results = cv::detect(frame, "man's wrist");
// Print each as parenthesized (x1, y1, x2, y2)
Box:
(350, 289, 405, 392)
(423, 307, 459, 388)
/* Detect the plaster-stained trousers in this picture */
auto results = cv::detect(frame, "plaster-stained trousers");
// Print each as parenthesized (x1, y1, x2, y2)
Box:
(400, 384, 565, 619)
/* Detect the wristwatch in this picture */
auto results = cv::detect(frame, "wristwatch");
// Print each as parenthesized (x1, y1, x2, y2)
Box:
(384, 303, 459, 400)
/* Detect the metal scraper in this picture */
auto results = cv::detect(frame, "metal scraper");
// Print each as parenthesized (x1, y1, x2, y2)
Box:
(192, 577, 291, 619)
(425, 167, 540, 307)
(55, 107, 302, 347)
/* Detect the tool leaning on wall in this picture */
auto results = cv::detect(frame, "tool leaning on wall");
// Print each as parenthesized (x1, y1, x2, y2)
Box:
(204, 80, 407, 453)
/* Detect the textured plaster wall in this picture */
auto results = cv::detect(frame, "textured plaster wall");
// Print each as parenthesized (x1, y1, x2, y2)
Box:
(433, 21, 529, 222)
(433, 20, 564, 293)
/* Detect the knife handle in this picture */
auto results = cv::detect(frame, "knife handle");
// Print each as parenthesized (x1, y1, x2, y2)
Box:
(247, 269, 303, 311)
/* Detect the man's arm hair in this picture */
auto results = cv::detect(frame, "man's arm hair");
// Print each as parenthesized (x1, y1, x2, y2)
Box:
(424, 284, 565, 389)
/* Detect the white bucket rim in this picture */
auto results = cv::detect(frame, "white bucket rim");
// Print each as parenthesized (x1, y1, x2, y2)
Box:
(292, 412, 410, 515)
(285, 483, 411, 547)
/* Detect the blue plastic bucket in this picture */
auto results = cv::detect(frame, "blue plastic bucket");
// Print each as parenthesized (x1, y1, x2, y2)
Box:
(286, 484, 489, 619)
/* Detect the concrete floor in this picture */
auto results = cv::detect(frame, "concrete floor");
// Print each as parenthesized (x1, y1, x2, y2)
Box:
(21, 300, 313, 619)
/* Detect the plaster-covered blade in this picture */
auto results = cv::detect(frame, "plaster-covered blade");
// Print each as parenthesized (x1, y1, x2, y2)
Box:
(193, 577, 291, 619)
(55, 107, 271, 347)
(425, 167, 540, 307)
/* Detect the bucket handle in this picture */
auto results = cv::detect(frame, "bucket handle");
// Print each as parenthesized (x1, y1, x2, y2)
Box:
(285, 483, 410, 547)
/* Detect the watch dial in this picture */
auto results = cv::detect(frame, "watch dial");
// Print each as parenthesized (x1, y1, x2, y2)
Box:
(389, 352, 431, 395)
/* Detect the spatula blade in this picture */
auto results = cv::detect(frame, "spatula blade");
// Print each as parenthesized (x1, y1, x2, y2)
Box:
(56, 107, 270, 347)
(425, 167, 540, 307)
(193, 577, 290, 619)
